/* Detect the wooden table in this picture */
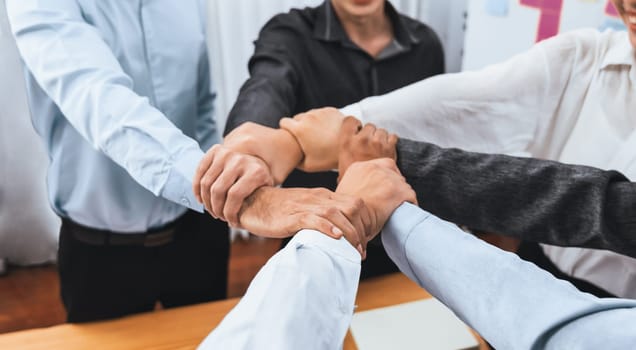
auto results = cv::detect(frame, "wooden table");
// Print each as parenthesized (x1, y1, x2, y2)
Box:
(0, 273, 487, 349)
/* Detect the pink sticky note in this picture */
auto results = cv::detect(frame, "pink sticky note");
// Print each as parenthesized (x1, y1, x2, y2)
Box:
(606, 0, 620, 17)
(520, 0, 564, 42)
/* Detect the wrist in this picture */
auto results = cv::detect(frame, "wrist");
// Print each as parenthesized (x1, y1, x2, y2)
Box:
(301, 145, 339, 172)
(271, 129, 304, 184)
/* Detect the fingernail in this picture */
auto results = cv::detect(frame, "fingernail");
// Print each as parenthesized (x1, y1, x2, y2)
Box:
(357, 244, 363, 253)
(332, 226, 343, 237)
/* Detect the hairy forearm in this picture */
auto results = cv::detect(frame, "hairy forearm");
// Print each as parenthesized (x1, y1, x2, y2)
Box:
(264, 128, 304, 184)
(223, 124, 303, 185)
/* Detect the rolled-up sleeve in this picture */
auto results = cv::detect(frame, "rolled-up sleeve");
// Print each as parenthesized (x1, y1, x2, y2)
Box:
(6, 0, 204, 211)
(382, 203, 636, 349)
(199, 229, 361, 350)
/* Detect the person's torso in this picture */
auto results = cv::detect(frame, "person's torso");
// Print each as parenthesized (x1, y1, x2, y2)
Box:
(25, 0, 209, 232)
(280, 3, 445, 191)
(287, 5, 443, 114)
(539, 30, 636, 298)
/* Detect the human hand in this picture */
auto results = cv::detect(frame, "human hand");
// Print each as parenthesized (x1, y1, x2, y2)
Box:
(238, 187, 372, 258)
(338, 116, 398, 178)
(279, 107, 345, 172)
(223, 122, 304, 184)
(336, 159, 417, 241)
(193, 144, 274, 227)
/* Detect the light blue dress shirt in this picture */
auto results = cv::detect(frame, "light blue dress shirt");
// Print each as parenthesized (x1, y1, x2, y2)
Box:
(204, 203, 636, 349)
(6, 0, 217, 232)
(383, 204, 636, 349)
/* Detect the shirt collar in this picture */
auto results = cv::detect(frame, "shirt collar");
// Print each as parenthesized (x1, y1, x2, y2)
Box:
(313, 1, 420, 51)
(600, 33, 635, 69)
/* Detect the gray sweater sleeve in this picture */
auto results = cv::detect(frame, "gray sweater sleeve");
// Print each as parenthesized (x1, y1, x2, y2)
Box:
(396, 138, 636, 258)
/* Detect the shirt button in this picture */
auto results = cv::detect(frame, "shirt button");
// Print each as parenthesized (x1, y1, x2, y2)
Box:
(180, 197, 190, 206)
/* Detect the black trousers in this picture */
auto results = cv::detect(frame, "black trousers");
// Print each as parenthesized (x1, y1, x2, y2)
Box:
(57, 210, 229, 323)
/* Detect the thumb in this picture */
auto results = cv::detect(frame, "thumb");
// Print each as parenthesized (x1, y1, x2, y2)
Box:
(279, 117, 299, 134)
(339, 116, 362, 138)
(388, 133, 399, 146)
(338, 116, 364, 175)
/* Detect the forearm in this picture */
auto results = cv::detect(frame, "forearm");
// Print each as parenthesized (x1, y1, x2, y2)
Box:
(223, 60, 302, 182)
(199, 230, 360, 350)
(223, 125, 303, 185)
(396, 138, 636, 258)
(382, 203, 636, 349)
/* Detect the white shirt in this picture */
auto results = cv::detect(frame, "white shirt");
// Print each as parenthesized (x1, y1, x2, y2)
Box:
(341, 29, 636, 298)
(198, 230, 361, 350)
(202, 203, 636, 349)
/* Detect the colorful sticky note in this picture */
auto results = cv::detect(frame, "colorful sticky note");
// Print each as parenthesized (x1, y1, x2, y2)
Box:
(485, 0, 509, 17)
(605, 0, 620, 17)
(520, 0, 564, 42)
(599, 18, 627, 31)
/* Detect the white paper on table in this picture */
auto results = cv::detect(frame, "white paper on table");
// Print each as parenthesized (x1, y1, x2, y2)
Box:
(350, 298, 480, 350)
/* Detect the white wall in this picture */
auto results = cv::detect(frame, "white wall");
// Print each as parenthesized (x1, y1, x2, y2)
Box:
(0, 0, 59, 265)
(420, 0, 468, 75)
(463, 0, 625, 70)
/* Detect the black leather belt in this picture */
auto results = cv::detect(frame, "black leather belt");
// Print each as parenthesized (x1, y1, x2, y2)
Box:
(63, 219, 176, 247)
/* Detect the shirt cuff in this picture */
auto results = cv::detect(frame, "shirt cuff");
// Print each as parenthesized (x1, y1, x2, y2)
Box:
(161, 147, 205, 212)
(381, 203, 432, 281)
(339, 103, 363, 121)
(289, 229, 362, 264)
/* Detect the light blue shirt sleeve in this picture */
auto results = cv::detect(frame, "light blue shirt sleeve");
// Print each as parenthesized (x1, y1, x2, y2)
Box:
(194, 11, 220, 152)
(6, 0, 205, 212)
(382, 203, 636, 349)
(198, 230, 361, 350)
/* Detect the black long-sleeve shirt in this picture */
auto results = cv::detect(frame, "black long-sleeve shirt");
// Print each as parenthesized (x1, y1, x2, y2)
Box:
(397, 138, 636, 258)
(225, 0, 445, 191)
(226, 1, 444, 131)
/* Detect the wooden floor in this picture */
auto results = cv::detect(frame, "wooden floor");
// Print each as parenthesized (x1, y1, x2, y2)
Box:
(0, 236, 281, 334)
(227, 236, 281, 297)
(0, 233, 518, 336)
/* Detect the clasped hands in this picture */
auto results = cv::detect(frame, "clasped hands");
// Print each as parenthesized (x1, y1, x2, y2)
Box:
(192, 108, 416, 258)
